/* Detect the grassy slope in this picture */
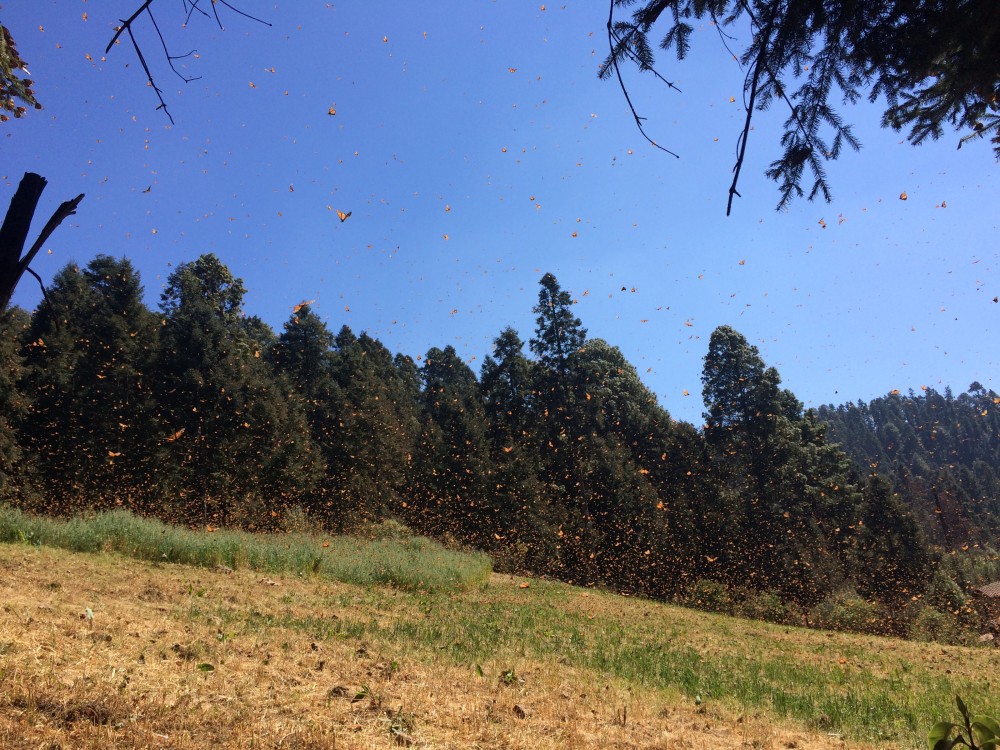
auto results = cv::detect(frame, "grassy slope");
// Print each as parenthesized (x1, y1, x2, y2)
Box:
(0, 528, 996, 749)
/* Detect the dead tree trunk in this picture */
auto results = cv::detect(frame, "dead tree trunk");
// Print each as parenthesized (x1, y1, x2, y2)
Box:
(0, 172, 84, 312)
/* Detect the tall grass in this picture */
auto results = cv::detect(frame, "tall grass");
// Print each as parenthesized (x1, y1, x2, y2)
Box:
(0, 505, 490, 591)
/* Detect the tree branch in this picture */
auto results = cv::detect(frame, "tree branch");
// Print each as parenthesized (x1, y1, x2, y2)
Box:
(105, 1, 271, 124)
(105, 0, 155, 55)
(606, 1, 681, 159)
(727, 3, 781, 215)
(24, 265, 59, 329)
(16, 193, 85, 281)
(0, 172, 84, 312)
(727, 64, 762, 215)
(127, 21, 174, 124)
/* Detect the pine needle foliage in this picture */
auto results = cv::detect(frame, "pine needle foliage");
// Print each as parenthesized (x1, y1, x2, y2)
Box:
(601, 0, 1000, 211)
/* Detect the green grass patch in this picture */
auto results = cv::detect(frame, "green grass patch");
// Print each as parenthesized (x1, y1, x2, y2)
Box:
(196, 575, 997, 748)
(0, 505, 491, 592)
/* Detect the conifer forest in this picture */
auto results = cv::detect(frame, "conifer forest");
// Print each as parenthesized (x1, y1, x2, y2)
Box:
(2, 256, 998, 642)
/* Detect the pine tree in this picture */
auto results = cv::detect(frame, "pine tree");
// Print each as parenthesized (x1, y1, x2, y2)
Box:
(529, 273, 586, 377)
(154, 254, 319, 526)
(323, 327, 419, 526)
(481, 327, 535, 447)
(19, 257, 159, 513)
(701, 326, 794, 586)
(271, 305, 342, 524)
(408, 345, 491, 543)
(855, 473, 934, 620)
(0, 306, 31, 503)
(700, 324, 867, 605)
(821, 384, 1000, 545)
(527, 274, 597, 580)
(480, 328, 554, 569)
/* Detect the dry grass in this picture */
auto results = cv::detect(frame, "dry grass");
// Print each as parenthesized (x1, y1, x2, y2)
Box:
(0, 544, 871, 750)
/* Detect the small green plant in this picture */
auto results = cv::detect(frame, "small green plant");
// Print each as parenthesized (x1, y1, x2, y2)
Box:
(11, 526, 37, 546)
(499, 668, 521, 686)
(929, 696, 1000, 750)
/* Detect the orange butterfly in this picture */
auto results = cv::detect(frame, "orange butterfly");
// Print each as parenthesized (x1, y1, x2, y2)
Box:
(165, 428, 186, 443)
(337, 210, 352, 222)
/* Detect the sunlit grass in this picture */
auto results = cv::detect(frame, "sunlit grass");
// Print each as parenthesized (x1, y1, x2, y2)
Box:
(0, 505, 491, 591)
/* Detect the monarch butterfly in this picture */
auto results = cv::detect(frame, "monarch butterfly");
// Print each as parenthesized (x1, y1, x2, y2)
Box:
(337, 210, 352, 222)
(165, 428, 185, 442)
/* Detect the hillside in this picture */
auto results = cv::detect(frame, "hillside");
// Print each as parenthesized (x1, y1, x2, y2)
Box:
(1, 538, 997, 749)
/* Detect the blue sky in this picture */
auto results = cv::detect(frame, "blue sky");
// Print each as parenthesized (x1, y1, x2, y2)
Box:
(3, 1, 997, 424)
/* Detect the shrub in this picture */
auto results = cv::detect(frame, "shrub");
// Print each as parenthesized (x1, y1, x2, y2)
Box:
(808, 593, 882, 634)
(738, 589, 796, 625)
(366, 517, 414, 542)
(907, 604, 971, 646)
(277, 504, 324, 535)
(683, 579, 734, 615)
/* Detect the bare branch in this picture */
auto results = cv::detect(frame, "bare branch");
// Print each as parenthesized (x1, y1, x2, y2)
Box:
(105, 1, 271, 123)
(105, 0, 154, 55)
(24, 265, 59, 329)
(127, 22, 174, 124)
(727, 60, 765, 215)
(17, 193, 85, 280)
(215, 1, 272, 28)
(183, 0, 212, 26)
(146, 5, 202, 84)
(606, 1, 681, 159)
(0, 173, 84, 313)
